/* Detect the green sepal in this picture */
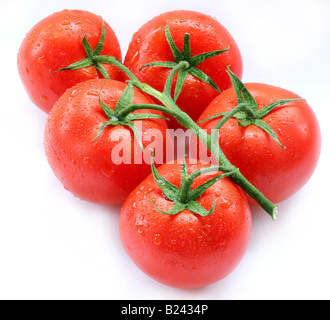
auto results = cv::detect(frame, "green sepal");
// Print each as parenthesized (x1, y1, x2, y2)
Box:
(227, 68, 258, 111)
(140, 22, 228, 101)
(94, 62, 110, 79)
(94, 83, 168, 150)
(124, 120, 144, 151)
(94, 121, 111, 141)
(115, 83, 134, 113)
(149, 156, 237, 217)
(253, 119, 286, 149)
(150, 157, 180, 202)
(82, 34, 94, 58)
(93, 19, 106, 56)
(189, 169, 238, 201)
(149, 200, 187, 216)
(187, 199, 217, 217)
(256, 98, 305, 119)
(190, 47, 229, 66)
(165, 22, 183, 61)
(182, 33, 191, 60)
(140, 61, 178, 71)
(98, 82, 115, 118)
(53, 58, 93, 73)
(52, 17, 110, 79)
(174, 69, 189, 102)
(189, 66, 220, 92)
(199, 69, 301, 148)
(198, 112, 230, 124)
(149, 198, 217, 217)
(179, 156, 188, 189)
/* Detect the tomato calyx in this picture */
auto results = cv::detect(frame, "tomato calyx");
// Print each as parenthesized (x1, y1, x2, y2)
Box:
(94, 82, 169, 150)
(199, 69, 304, 149)
(149, 156, 238, 217)
(140, 22, 229, 102)
(53, 18, 112, 79)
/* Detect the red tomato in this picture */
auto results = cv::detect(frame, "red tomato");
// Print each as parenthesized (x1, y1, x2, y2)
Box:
(195, 83, 321, 205)
(120, 160, 251, 289)
(124, 10, 243, 128)
(18, 9, 122, 113)
(44, 79, 169, 205)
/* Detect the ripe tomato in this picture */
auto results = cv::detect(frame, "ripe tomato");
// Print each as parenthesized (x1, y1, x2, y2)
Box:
(18, 9, 122, 113)
(196, 83, 321, 205)
(120, 160, 251, 289)
(124, 10, 243, 128)
(44, 79, 169, 205)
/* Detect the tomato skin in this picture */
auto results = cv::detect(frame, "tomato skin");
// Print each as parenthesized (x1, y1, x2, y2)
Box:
(195, 83, 322, 205)
(120, 160, 251, 289)
(44, 79, 168, 205)
(124, 10, 243, 128)
(18, 9, 122, 113)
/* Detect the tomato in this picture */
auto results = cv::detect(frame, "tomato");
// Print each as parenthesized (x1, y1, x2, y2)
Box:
(124, 10, 243, 128)
(119, 160, 251, 289)
(18, 9, 122, 113)
(44, 79, 169, 205)
(195, 83, 321, 205)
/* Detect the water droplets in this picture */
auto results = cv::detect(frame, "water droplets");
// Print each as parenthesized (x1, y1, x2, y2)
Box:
(68, 89, 77, 102)
(135, 215, 145, 235)
(154, 234, 162, 246)
(40, 95, 48, 103)
(220, 198, 233, 209)
(61, 20, 70, 26)
(37, 55, 47, 64)
(102, 168, 115, 178)
(83, 157, 90, 165)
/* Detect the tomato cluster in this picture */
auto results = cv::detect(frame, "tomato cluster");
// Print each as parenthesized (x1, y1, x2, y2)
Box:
(18, 9, 321, 289)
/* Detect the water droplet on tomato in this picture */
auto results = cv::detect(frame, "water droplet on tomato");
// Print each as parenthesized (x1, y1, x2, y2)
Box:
(40, 95, 48, 103)
(102, 168, 115, 178)
(221, 199, 232, 209)
(37, 55, 47, 64)
(83, 157, 90, 165)
(135, 216, 145, 235)
(87, 90, 99, 97)
(154, 234, 162, 246)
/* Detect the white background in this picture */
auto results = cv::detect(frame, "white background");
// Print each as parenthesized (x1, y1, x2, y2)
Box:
(1, 0, 329, 300)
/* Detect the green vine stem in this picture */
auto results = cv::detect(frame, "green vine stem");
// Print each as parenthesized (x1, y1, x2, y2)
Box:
(94, 56, 278, 220)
